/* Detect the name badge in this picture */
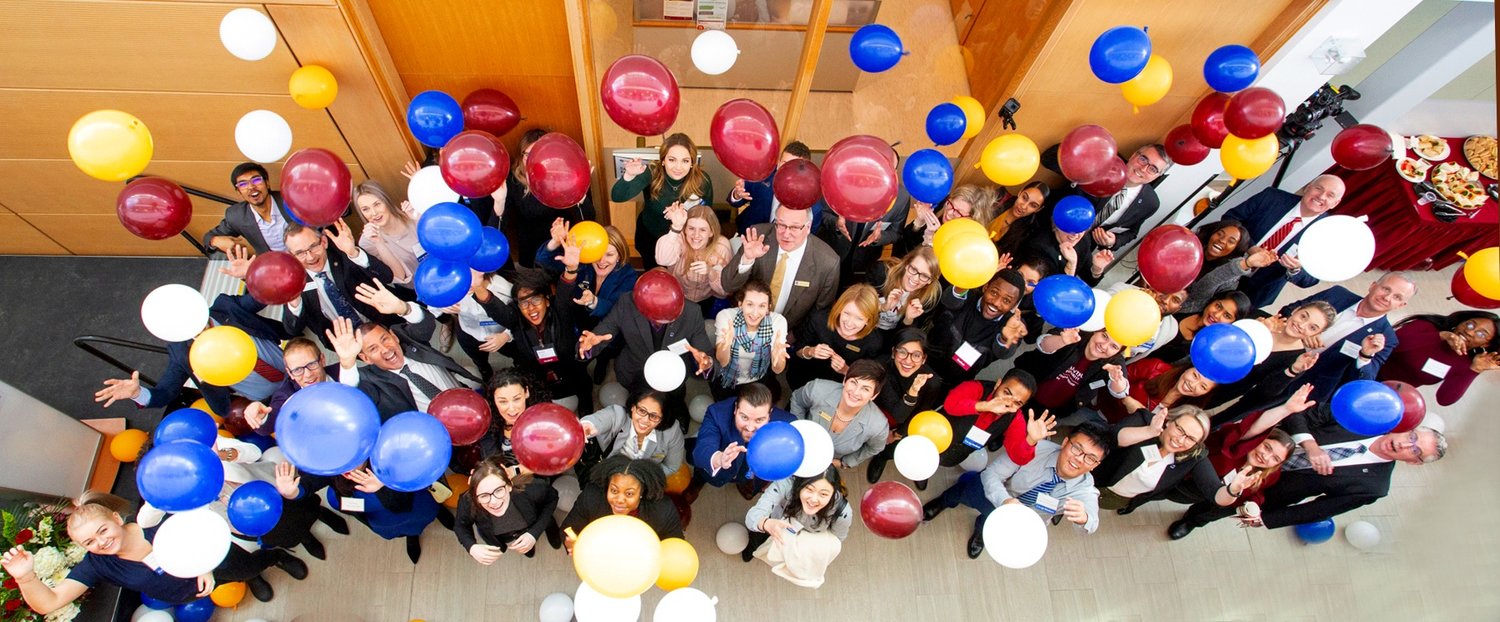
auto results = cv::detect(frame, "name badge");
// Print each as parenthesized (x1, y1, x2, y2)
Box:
(536, 347, 558, 364)
(794, 280, 811, 288)
(962, 425, 991, 450)
(844, 344, 861, 353)
(953, 342, 982, 371)
(341, 497, 365, 513)
(1141, 445, 1163, 463)
(667, 339, 690, 355)
(818, 411, 832, 421)
(412, 243, 427, 262)
(142, 552, 165, 574)
(1034, 492, 1061, 514)
(1088, 379, 1106, 390)
(1338, 340, 1363, 359)
(479, 320, 499, 328)
(1421, 359, 1451, 378)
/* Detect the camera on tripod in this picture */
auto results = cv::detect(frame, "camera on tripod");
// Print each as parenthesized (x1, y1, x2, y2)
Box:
(1279, 83, 1362, 144)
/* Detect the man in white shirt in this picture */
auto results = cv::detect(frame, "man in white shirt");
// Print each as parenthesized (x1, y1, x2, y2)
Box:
(336, 281, 480, 413)
(720, 204, 840, 327)
(281, 221, 401, 349)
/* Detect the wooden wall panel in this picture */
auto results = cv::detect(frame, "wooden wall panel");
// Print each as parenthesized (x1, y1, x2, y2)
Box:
(22, 213, 232, 257)
(962, 0, 1071, 115)
(0, 213, 68, 255)
(0, 160, 368, 216)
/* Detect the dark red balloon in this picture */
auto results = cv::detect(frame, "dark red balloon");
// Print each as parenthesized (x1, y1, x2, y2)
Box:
(222, 397, 255, 437)
(428, 388, 491, 446)
(1080, 157, 1127, 198)
(773, 158, 822, 210)
(116, 177, 192, 240)
(821, 135, 898, 223)
(282, 148, 352, 227)
(600, 54, 680, 136)
(1190, 92, 1232, 149)
(710, 99, 780, 182)
(1331, 124, 1394, 171)
(1164, 124, 1210, 166)
(633, 268, 685, 324)
(524, 133, 592, 209)
(1058, 125, 1119, 184)
(452, 443, 483, 472)
(1382, 380, 1427, 433)
(860, 481, 922, 539)
(245, 251, 306, 305)
(1223, 87, 1285, 140)
(1137, 225, 1204, 294)
(1452, 268, 1500, 309)
(462, 88, 521, 137)
(511, 403, 584, 476)
(440, 130, 511, 198)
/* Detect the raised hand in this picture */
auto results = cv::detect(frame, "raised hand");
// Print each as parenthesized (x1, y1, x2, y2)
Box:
(490, 178, 509, 215)
(469, 544, 503, 565)
(580, 420, 599, 438)
(1439, 330, 1470, 356)
(1061, 498, 1088, 525)
(1025, 409, 1057, 445)
(996, 252, 1013, 271)
(244, 401, 270, 431)
(400, 160, 420, 180)
(1471, 352, 1500, 373)
(324, 219, 360, 257)
(858, 224, 883, 247)
(686, 345, 714, 377)
(1301, 333, 1325, 351)
(731, 179, 750, 202)
(1284, 383, 1317, 413)
(1102, 363, 1126, 385)
(713, 442, 746, 471)
(95, 371, 142, 408)
(741, 227, 771, 262)
(2, 546, 35, 579)
(1059, 328, 1082, 346)
(1091, 228, 1116, 248)
(829, 353, 848, 375)
(883, 288, 904, 313)
(1245, 246, 1277, 269)
(1278, 253, 1302, 272)
(478, 331, 512, 353)
(913, 201, 939, 230)
(274, 462, 302, 499)
(548, 218, 570, 249)
(1360, 333, 1386, 358)
(218, 245, 253, 280)
(1091, 249, 1115, 275)
(353, 280, 409, 316)
(688, 260, 709, 277)
(836, 216, 852, 241)
(1149, 405, 1169, 433)
(217, 447, 240, 462)
(557, 234, 583, 270)
(573, 287, 597, 309)
(1001, 312, 1028, 346)
(902, 298, 925, 325)
(1259, 314, 1287, 335)
(910, 372, 933, 394)
(665, 202, 688, 231)
(326, 316, 362, 367)
(1290, 350, 1319, 374)
(622, 158, 647, 181)
(400, 200, 417, 220)
(344, 468, 385, 493)
(577, 331, 613, 358)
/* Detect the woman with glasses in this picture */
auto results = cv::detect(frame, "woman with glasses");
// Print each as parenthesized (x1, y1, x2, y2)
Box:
(579, 389, 684, 477)
(535, 218, 639, 331)
(657, 202, 732, 317)
(562, 455, 683, 552)
(1380, 311, 1500, 406)
(480, 267, 591, 412)
(790, 284, 884, 387)
(611, 133, 715, 270)
(866, 247, 941, 332)
(1094, 405, 1248, 516)
(455, 456, 561, 564)
(712, 280, 788, 402)
(427, 269, 513, 383)
(896, 184, 998, 255)
(865, 329, 946, 482)
(496, 128, 596, 268)
(354, 180, 421, 285)
(741, 466, 852, 587)
(988, 181, 1051, 247)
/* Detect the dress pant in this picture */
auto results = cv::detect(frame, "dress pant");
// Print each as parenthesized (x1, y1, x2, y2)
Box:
(933, 472, 997, 532)
(213, 546, 286, 583)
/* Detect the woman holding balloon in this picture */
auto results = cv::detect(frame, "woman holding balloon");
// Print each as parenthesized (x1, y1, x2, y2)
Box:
(1147, 291, 1252, 364)
(712, 280, 789, 402)
(1199, 302, 1334, 413)
(865, 329, 946, 483)
(579, 389, 685, 476)
(790, 284, 884, 386)
(611, 133, 714, 270)
(354, 180, 421, 285)
(535, 218, 638, 329)
(1379, 311, 1500, 407)
(657, 202, 732, 315)
(479, 267, 591, 412)
(455, 456, 560, 563)
(741, 466, 852, 584)
(499, 128, 596, 268)
(562, 455, 683, 550)
(867, 247, 942, 332)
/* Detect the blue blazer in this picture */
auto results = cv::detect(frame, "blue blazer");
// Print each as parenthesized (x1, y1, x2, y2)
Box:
(533, 245, 639, 321)
(726, 168, 825, 237)
(1278, 287, 1398, 402)
(1221, 188, 1329, 309)
(691, 397, 795, 486)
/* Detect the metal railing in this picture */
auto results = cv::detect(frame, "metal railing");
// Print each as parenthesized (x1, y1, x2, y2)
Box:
(126, 175, 240, 258)
(72, 335, 167, 387)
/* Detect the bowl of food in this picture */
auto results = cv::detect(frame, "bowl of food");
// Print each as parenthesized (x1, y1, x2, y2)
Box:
(1463, 135, 1496, 180)
(1396, 157, 1431, 183)
(1411, 135, 1450, 161)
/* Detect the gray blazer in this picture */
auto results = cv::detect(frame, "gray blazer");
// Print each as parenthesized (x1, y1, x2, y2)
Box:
(720, 224, 840, 328)
(202, 192, 294, 254)
(745, 476, 853, 540)
(579, 404, 685, 476)
(789, 379, 889, 468)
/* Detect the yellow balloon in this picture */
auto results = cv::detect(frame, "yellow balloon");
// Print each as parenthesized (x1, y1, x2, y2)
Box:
(655, 538, 699, 591)
(67, 110, 153, 182)
(937, 230, 1000, 290)
(932, 218, 987, 257)
(665, 463, 692, 495)
(1104, 288, 1162, 347)
(1120, 54, 1173, 110)
(189, 397, 225, 423)
(189, 326, 257, 386)
(1219, 133, 1279, 179)
(1464, 247, 1500, 300)
(907, 410, 953, 452)
(289, 64, 339, 109)
(109, 429, 149, 463)
(978, 134, 1040, 186)
(210, 581, 247, 608)
(573, 514, 661, 599)
(952, 95, 985, 139)
(570, 221, 609, 264)
(442, 472, 469, 510)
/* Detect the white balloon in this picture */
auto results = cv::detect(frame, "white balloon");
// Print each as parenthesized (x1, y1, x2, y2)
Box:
(654, 587, 718, 622)
(688, 394, 714, 423)
(1345, 520, 1382, 550)
(235, 110, 293, 163)
(1232, 318, 1274, 364)
(599, 382, 629, 408)
(136, 610, 173, 622)
(714, 521, 749, 555)
(219, 8, 278, 61)
(645, 350, 688, 391)
(1295, 215, 1374, 282)
(893, 435, 940, 480)
(1079, 289, 1111, 332)
(981, 503, 1048, 568)
(574, 581, 641, 622)
(407, 165, 460, 215)
(791, 419, 835, 477)
(539, 592, 575, 622)
(959, 447, 990, 472)
(141, 284, 209, 342)
(152, 509, 231, 578)
(691, 30, 740, 75)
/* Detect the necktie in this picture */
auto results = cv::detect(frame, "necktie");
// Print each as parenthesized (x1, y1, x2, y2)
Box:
(1282, 443, 1367, 471)
(1017, 468, 1063, 509)
(1261, 216, 1303, 252)
(768, 251, 790, 309)
(1096, 193, 1125, 228)
(316, 272, 361, 321)
(399, 365, 442, 400)
(252, 357, 286, 383)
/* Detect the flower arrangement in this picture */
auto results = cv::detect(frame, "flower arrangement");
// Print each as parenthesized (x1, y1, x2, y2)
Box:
(1, 505, 85, 622)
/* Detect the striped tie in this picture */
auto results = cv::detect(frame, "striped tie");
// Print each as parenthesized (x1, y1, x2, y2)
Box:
(1282, 443, 1367, 471)
(1261, 216, 1302, 252)
(1017, 469, 1063, 509)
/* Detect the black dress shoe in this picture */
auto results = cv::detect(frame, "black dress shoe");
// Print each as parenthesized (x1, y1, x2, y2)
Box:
(247, 575, 274, 602)
(922, 501, 945, 522)
(966, 530, 986, 559)
(914, 478, 928, 491)
(546, 522, 564, 550)
(1116, 505, 1136, 516)
(302, 535, 326, 560)
(866, 457, 888, 484)
(740, 545, 756, 563)
(437, 507, 456, 530)
(275, 553, 308, 580)
(319, 508, 351, 535)
(736, 480, 758, 501)
(1167, 519, 1195, 541)
(406, 536, 422, 564)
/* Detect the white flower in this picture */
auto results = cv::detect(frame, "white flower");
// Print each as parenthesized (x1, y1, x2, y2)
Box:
(43, 602, 80, 622)
(31, 547, 64, 582)
(34, 519, 54, 546)
(64, 543, 86, 565)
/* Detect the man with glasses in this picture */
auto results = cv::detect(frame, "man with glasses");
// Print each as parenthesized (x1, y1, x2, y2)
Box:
(1220, 174, 1346, 309)
(687, 383, 796, 502)
(721, 204, 840, 327)
(1041, 143, 1172, 255)
(203, 162, 297, 255)
(928, 269, 1030, 382)
(925, 422, 1111, 558)
(280, 221, 400, 350)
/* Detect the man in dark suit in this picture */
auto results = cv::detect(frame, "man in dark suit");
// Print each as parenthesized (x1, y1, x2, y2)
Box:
(243, 330, 410, 434)
(726, 141, 824, 237)
(336, 282, 480, 413)
(1041, 143, 1172, 253)
(686, 383, 796, 499)
(1219, 174, 1346, 309)
(720, 204, 839, 328)
(203, 162, 296, 255)
(577, 292, 715, 395)
(280, 221, 401, 349)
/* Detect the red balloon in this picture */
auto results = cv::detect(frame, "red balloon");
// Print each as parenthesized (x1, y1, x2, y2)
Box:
(452, 443, 483, 472)
(116, 177, 192, 240)
(600, 54, 680, 136)
(245, 251, 306, 305)
(282, 148, 352, 227)
(1223, 87, 1286, 140)
(1382, 380, 1427, 433)
(462, 88, 521, 137)
(1164, 124, 1210, 166)
(710, 99, 780, 182)
(440, 130, 511, 198)
(633, 268, 686, 324)
(1190, 92, 1232, 149)
(1452, 268, 1500, 309)
(1330, 124, 1394, 171)
(821, 135, 898, 223)
(773, 158, 822, 210)
(1058, 125, 1119, 184)
(1137, 225, 1204, 293)
(511, 403, 584, 476)
(1079, 157, 1127, 198)
(524, 133, 592, 209)
(222, 397, 255, 437)
(860, 481, 922, 539)
(428, 388, 491, 446)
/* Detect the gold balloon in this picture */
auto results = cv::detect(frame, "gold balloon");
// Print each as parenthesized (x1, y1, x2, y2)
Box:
(978, 134, 1040, 186)
(289, 64, 339, 109)
(1103, 288, 1162, 347)
(1220, 133, 1279, 179)
(68, 110, 153, 182)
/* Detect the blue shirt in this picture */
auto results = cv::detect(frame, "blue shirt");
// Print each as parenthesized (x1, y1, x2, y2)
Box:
(67, 550, 200, 605)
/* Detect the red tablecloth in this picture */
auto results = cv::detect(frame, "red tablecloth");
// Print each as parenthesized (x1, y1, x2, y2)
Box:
(1328, 136, 1498, 271)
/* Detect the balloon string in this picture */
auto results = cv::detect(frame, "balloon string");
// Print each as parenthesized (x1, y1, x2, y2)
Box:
(1457, 251, 1470, 260)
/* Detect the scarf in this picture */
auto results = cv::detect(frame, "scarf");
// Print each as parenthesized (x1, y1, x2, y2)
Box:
(719, 311, 775, 387)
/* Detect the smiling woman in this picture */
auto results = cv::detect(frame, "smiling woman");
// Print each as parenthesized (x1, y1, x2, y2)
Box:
(454, 456, 561, 564)
(561, 455, 682, 553)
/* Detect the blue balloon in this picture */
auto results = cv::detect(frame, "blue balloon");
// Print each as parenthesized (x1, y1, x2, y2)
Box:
(137, 441, 224, 512)
(1330, 380, 1403, 436)
(153, 408, 218, 446)
(1089, 26, 1152, 83)
(417, 202, 483, 261)
(406, 90, 464, 148)
(925, 102, 967, 146)
(746, 421, 804, 481)
(414, 258, 473, 307)
(173, 596, 215, 622)
(227, 480, 283, 537)
(237, 432, 277, 452)
(902, 149, 954, 204)
(370, 412, 454, 493)
(275, 382, 381, 476)
(1189, 323, 1256, 384)
(1294, 519, 1336, 544)
(1052, 196, 1097, 234)
(140, 594, 172, 610)
(1032, 275, 1095, 329)
(468, 226, 511, 272)
(849, 24, 904, 72)
(1204, 45, 1260, 93)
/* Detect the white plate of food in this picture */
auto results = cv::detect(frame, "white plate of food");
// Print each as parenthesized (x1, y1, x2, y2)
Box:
(1396, 157, 1431, 183)
(1410, 135, 1450, 161)
(1431, 162, 1487, 209)
(1462, 135, 1497, 180)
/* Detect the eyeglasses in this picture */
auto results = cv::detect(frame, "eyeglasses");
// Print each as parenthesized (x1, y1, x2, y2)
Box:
(234, 175, 265, 189)
(944, 199, 971, 218)
(1461, 320, 1492, 342)
(1066, 441, 1102, 466)
(288, 245, 321, 259)
(1134, 153, 1163, 177)
(1166, 420, 1202, 446)
(1406, 431, 1424, 462)
(774, 221, 809, 233)
(518, 295, 548, 309)
(904, 264, 934, 285)
(893, 347, 925, 361)
(286, 360, 322, 377)
(631, 404, 663, 424)
(475, 485, 510, 503)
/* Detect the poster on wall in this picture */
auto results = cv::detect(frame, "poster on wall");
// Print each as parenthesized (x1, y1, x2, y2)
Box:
(697, 0, 728, 29)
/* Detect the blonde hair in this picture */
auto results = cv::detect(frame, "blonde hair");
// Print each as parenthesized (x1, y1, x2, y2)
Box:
(878, 247, 940, 316)
(1164, 405, 1213, 459)
(649, 133, 707, 203)
(678, 204, 725, 266)
(947, 184, 998, 227)
(64, 491, 131, 537)
(828, 284, 881, 339)
(604, 225, 630, 264)
(511, 128, 549, 196)
(354, 180, 413, 227)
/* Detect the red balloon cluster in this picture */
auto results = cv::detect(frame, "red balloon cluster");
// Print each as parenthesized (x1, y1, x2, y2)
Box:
(1223, 87, 1285, 140)
(117, 177, 192, 241)
(461, 89, 521, 137)
(524, 133, 592, 209)
(1163, 124, 1210, 166)
(600, 55, 680, 137)
(860, 481, 922, 539)
(245, 251, 306, 305)
(440, 130, 511, 198)
(773, 158, 822, 210)
(634, 268, 686, 324)
(1079, 157, 1127, 198)
(821, 135, 898, 223)
(511, 403, 584, 476)
(1057, 125, 1119, 185)
(1451, 268, 1500, 309)
(1330, 124, 1394, 171)
(1381, 380, 1427, 433)
(282, 148, 352, 227)
(428, 388, 491, 446)
(1190, 92, 1232, 149)
(1137, 225, 1204, 293)
(710, 99, 780, 182)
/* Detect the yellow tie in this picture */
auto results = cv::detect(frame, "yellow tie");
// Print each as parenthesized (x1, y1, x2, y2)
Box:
(768, 251, 790, 309)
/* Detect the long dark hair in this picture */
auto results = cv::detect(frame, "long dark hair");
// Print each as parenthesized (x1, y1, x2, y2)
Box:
(779, 466, 847, 532)
(1196, 220, 1251, 261)
(487, 368, 546, 435)
(589, 454, 667, 501)
(1396, 311, 1498, 355)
